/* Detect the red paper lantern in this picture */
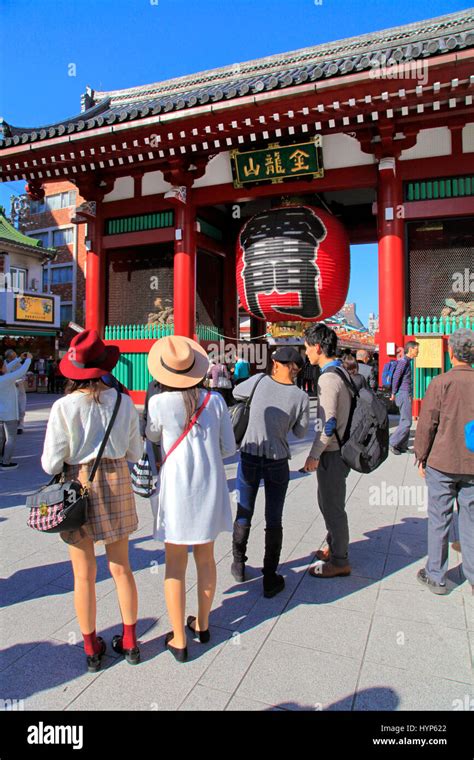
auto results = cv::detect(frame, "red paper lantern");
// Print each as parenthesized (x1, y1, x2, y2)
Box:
(236, 206, 350, 322)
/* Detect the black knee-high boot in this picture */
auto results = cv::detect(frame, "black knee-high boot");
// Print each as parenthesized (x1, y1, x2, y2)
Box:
(231, 520, 251, 582)
(262, 526, 285, 598)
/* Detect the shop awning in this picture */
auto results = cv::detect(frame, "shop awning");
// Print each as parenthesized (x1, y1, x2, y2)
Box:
(0, 327, 58, 337)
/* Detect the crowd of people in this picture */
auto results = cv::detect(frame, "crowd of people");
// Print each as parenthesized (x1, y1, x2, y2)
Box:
(204, 346, 378, 405)
(2, 324, 473, 673)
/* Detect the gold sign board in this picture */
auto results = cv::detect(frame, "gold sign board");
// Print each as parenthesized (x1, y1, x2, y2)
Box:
(415, 337, 444, 369)
(14, 295, 55, 324)
(231, 137, 323, 188)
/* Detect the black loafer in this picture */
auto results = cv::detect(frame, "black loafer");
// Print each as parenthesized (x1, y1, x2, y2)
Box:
(111, 634, 141, 665)
(186, 616, 210, 643)
(165, 631, 188, 662)
(86, 636, 106, 673)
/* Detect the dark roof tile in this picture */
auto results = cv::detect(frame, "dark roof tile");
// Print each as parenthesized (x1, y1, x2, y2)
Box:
(1, 10, 473, 149)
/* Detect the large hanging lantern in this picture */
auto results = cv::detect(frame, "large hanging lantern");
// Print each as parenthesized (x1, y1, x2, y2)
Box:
(236, 206, 350, 322)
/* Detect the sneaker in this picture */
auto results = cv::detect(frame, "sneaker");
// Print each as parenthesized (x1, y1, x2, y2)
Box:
(416, 568, 447, 595)
(389, 446, 402, 456)
(1, 462, 18, 469)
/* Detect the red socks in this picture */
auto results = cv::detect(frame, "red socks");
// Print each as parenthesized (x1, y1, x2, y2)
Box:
(82, 630, 101, 656)
(82, 625, 137, 653)
(122, 623, 137, 650)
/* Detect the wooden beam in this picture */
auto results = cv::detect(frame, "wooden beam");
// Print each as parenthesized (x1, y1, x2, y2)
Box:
(399, 154, 474, 180)
(192, 164, 378, 204)
(403, 197, 474, 219)
(101, 227, 174, 249)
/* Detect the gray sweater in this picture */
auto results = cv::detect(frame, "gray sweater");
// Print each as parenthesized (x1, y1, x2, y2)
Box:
(233, 373, 310, 460)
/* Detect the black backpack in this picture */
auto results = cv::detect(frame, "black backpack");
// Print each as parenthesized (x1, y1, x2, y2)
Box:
(325, 367, 389, 473)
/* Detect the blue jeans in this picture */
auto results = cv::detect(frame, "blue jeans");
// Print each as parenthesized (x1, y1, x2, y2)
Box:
(389, 391, 412, 451)
(236, 453, 290, 529)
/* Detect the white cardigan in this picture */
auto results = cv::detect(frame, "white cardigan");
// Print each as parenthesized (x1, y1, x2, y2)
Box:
(41, 388, 143, 475)
(0, 358, 31, 421)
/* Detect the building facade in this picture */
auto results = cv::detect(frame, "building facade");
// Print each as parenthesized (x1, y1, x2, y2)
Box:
(1, 10, 473, 403)
(0, 209, 60, 362)
(22, 181, 88, 353)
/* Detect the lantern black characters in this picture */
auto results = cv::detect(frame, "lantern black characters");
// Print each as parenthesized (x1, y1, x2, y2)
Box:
(236, 206, 350, 322)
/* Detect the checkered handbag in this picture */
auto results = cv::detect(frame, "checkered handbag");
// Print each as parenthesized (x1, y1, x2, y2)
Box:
(26, 476, 89, 533)
(131, 443, 155, 497)
(26, 391, 122, 533)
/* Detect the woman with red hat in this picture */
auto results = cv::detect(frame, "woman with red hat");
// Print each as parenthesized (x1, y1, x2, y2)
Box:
(145, 335, 236, 662)
(41, 330, 143, 672)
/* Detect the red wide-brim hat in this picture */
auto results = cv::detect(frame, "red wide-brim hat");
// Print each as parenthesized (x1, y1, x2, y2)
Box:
(59, 329, 120, 381)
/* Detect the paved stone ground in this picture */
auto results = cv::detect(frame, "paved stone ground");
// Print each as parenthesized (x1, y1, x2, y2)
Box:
(0, 393, 472, 711)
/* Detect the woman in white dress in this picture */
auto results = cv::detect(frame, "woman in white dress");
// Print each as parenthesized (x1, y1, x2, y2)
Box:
(146, 335, 235, 662)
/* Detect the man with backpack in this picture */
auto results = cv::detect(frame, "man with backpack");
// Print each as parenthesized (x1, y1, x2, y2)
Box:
(302, 324, 354, 578)
(387, 341, 419, 455)
(303, 324, 390, 578)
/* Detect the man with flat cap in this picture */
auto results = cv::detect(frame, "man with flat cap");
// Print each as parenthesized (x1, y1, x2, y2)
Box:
(231, 346, 310, 598)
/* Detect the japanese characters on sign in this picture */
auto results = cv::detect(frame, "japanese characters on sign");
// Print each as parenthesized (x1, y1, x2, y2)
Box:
(14, 294, 55, 324)
(414, 337, 444, 368)
(230, 137, 323, 188)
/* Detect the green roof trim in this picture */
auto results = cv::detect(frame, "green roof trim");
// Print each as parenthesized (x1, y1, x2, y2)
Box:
(104, 210, 174, 235)
(404, 176, 474, 201)
(0, 212, 56, 254)
(0, 328, 58, 336)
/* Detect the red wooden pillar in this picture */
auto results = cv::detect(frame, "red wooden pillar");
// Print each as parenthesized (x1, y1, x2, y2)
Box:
(222, 243, 237, 340)
(377, 158, 405, 383)
(85, 203, 106, 336)
(173, 193, 196, 339)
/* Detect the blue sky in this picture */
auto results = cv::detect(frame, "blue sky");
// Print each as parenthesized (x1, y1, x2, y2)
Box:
(0, 0, 465, 323)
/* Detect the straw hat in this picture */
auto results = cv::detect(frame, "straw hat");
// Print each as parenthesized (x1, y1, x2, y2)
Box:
(147, 335, 209, 389)
(59, 329, 120, 381)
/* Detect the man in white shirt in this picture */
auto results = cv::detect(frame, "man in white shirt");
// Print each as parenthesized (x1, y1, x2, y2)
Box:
(0, 352, 32, 468)
(5, 349, 28, 433)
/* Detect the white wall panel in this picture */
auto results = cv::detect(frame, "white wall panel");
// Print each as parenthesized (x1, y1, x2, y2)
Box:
(399, 127, 451, 161)
(103, 176, 135, 202)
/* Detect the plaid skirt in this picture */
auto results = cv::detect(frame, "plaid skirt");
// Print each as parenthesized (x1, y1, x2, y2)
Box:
(60, 457, 138, 547)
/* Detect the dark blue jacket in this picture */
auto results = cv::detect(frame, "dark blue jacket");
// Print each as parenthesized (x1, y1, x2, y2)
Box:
(392, 356, 412, 395)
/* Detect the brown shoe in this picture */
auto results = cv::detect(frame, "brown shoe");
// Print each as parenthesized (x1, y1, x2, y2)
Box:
(451, 540, 461, 553)
(309, 561, 351, 578)
(315, 547, 331, 562)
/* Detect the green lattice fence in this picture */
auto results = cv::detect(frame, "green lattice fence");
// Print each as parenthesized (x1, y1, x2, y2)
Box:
(406, 315, 472, 400)
(104, 323, 224, 391)
(406, 315, 472, 335)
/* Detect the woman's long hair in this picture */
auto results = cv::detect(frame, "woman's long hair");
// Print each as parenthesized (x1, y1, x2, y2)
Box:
(64, 378, 103, 402)
(161, 381, 204, 431)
